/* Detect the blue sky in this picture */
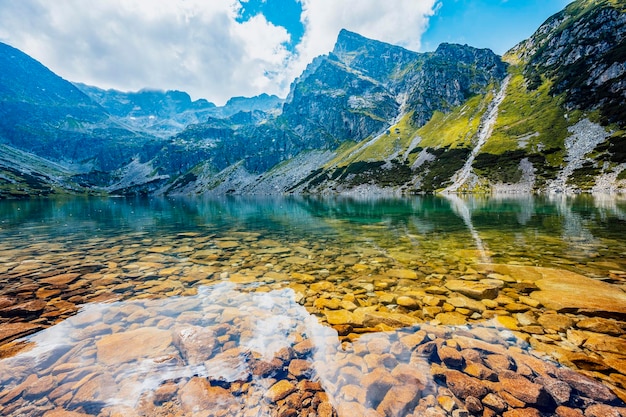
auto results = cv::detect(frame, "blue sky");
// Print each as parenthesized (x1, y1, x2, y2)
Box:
(236, 0, 571, 55)
(237, 0, 305, 50)
(0, 0, 572, 104)
(422, 0, 572, 54)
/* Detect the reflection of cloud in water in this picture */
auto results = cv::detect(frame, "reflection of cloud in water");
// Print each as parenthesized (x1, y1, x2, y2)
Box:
(0, 283, 363, 414)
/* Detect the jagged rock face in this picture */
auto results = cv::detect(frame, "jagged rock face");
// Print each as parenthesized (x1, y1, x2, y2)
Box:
(223, 94, 284, 117)
(162, 113, 301, 176)
(280, 30, 505, 150)
(331, 29, 422, 87)
(406, 43, 508, 126)
(281, 57, 399, 149)
(514, 0, 626, 126)
(286, 1, 626, 195)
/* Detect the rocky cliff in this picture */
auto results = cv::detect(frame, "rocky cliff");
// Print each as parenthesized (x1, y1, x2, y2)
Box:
(164, 30, 506, 195)
(252, 0, 626, 195)
(513, 0, 626, 126)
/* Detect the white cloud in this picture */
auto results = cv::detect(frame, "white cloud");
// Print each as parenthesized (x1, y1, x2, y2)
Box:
(284, 0, 438, 91)
(300, 0, 437, 56)
(0, 0, 437, 105)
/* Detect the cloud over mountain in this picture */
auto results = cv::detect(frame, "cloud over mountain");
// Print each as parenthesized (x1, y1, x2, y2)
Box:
(0, 0, 437, 104)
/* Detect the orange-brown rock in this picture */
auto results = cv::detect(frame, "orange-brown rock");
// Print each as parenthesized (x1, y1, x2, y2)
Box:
(0, 322, 42, 343)
(556, 368, 617, 403)
(503, 408, 542, 417)
(0, 299, 47, 317)
(172, 325, 216, 365)
(498, 370, 552, 407)
(43, 409, 94, 417)
(443, 369, 488, 400)
(361, 367, 398, 406)
(492, 266, 626, 315)
(376, 385, 420, 417)
(41, 273, 81, 287)
(445, 279, 499, 300)
(96, 327, 172, 365)
(265, 380, 297, 403)
(179, 377, 237, 412)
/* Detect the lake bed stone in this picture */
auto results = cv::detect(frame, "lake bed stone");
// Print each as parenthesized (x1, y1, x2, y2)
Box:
(445, 279, 500, 300)
(266, 380, 297, 403)
(96, 327, 173, 365)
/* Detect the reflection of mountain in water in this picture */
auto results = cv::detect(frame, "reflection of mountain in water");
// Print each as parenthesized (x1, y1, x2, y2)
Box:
(444, 195, 492, 264)
(1, 195, 625, 270)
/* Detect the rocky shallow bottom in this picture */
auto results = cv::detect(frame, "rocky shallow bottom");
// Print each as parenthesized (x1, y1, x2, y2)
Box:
(1, 283, 625, 417)
(0, 223, 625, 416)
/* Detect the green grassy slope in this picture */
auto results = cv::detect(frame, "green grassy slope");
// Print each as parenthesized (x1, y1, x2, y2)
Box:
(415, 93, 491, 150)
(321, 112, 420, 169)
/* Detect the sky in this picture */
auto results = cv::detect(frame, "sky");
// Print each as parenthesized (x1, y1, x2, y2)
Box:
(0, 0, 571, 105)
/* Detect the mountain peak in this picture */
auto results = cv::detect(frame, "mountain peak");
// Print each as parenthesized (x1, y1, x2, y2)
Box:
(329, 28, 420, 83)
(335, 29, 367, 43)
(332, 29, 402, 57)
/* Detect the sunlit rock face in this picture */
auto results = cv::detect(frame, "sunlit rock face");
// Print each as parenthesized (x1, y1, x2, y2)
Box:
(280, 30, 506, 150)
(512, 1, 626, 127)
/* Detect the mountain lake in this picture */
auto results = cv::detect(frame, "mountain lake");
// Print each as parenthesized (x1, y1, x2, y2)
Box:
(1, 194, 626, 416)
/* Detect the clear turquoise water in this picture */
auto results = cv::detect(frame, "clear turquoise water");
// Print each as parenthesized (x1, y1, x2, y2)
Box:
(1, 194, 626, 416)
(2, 194, 624, 275)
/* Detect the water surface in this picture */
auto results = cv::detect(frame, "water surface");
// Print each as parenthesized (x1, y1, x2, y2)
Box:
(1, 194, 625, 416)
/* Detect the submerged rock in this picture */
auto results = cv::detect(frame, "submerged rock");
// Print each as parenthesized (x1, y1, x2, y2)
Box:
(445, 279, 500, 300)
(96, 327, 173, 365)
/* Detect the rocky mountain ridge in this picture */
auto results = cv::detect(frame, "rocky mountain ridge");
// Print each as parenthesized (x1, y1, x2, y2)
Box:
(75, 84, 284, 138)
(1, 0, 625, 198)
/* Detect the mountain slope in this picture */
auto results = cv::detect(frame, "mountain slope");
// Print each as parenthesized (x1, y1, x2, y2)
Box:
(2, 0, 625, 198)
(73, 84, 216, 139)
(75, 84, 284, 139)
(287, 0, 626, 195)
(166, 30, 507, 195)
(512, 0, 626, 126)
(470, 0, 626, 193)
(0, 42, 159, 177)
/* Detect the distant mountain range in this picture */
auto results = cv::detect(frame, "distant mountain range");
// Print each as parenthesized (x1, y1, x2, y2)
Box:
(0, 0, 625, 198)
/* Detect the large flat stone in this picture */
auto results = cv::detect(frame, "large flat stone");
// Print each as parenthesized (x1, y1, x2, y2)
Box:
(0, 300, 47, 317)
(531, 274, 626, 315)
(96, 327, 172, 365)
(477, 264, 626, 315)
(0, 322, 42, 343)
(445, 279, 499, 300)
(41, 273, 81, 287)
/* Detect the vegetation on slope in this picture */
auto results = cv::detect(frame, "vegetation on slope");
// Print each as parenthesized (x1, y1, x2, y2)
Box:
(416, 92, 491, 150)
(483, 67, 574, 158)
(325, 112, 420, 168)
